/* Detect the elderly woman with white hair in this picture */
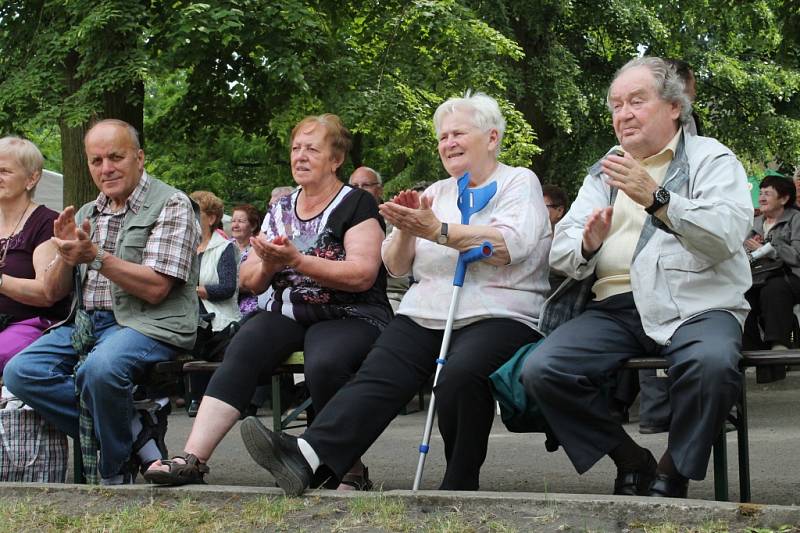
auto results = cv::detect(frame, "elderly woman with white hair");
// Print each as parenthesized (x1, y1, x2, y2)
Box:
(0, 137, 70, 371)
(238, 92, 552, 494)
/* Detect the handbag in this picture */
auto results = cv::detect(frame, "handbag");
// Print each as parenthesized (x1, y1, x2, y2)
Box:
(488, 341, 559, 451)
(0, 403, 68, 482)
(750, 257, 785, 288)
(192, 320, 240, 362)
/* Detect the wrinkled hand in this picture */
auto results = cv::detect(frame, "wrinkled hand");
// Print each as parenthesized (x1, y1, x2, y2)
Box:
(389, 190, 421, 209)
(582, 207, 613, 258)
(744, 238, 764, 252)
(52, 217, 97, 266)
(379, 194, 439, 241)
(250, 234, 302, 269)
(601, 153, 659, 208)
(53, 206, 79, 241)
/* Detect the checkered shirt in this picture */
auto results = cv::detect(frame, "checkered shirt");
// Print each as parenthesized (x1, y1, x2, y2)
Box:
(82, 172, 200, 310)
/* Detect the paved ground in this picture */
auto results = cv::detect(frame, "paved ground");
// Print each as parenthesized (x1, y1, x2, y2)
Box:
(144, 369, 800, 505)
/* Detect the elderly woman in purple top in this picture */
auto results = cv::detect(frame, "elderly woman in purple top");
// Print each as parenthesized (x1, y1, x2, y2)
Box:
(0, 137, 70, 371)
(229, 203, 262, 316)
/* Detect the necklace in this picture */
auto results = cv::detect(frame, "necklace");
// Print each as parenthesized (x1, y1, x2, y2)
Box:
(300, 181, 341, 215)
(0, 200, 32, 269)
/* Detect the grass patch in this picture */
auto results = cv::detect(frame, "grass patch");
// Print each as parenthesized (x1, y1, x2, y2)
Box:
(340, 493, 409, 531)
(240, 496, 306, 529)
(627, 520, 734, 533)
(0, 498, 219, 532)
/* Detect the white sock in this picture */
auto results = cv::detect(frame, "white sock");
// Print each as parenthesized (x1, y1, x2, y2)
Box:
(297, 438, 320, 472)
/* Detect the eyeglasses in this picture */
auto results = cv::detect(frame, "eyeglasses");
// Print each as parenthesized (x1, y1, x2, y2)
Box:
(545, 204, 562, 209)
(350, 182, 381, 189)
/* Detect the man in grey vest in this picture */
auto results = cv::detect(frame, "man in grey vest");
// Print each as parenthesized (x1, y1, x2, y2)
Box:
(4, 119, 200, 484)
(522, 57, 752, 498)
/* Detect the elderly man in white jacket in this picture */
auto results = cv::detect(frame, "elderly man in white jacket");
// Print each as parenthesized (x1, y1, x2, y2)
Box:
(522, 56, 753, 499)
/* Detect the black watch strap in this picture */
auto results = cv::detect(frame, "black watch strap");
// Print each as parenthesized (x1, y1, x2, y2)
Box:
(645, 187, 670, 215)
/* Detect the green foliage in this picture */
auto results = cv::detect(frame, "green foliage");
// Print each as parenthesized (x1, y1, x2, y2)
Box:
(1, 0, 799, 206)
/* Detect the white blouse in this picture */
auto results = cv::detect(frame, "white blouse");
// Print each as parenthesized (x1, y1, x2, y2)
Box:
(382, 163, 551, 331)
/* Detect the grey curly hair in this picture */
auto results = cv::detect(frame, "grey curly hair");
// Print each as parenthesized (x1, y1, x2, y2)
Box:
(607, 56, 693, 125)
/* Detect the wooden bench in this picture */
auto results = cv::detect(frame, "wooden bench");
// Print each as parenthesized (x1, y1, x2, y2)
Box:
(623, 349, 800, 503)
(182, 351, 310, 433)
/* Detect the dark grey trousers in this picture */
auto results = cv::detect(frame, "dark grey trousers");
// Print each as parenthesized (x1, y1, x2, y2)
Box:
(521, 292, 742, 480)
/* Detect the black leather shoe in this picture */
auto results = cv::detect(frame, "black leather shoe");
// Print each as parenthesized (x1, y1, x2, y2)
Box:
(646, 473, 689, 498)
(613, 450, 657, 496)
(638, 423, 669, 435)
(240, 416, 312, 496)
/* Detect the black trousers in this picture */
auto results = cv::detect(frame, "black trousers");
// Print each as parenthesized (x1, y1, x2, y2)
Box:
(205, 311, 380, 414)
(743, 273, 800, 349)
(303, 315, 540, 490)
(521, 293, 741, 480)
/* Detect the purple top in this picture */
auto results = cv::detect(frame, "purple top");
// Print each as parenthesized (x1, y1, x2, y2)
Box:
(0, 205, 70, 322)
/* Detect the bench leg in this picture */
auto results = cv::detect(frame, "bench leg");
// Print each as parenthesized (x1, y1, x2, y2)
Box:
(736, 375, 751, 502)
(712, 427, 729, 501)
(281, 397, 312, 430)
(72, 438, 85, 484)
(271, 375, 282, 433)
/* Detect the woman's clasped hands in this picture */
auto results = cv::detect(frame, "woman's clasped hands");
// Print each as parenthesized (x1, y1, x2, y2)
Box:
(250, 234, 301, 269)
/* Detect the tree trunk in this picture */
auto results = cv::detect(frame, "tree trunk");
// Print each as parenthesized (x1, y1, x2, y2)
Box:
(59, 51, 94, 209)
(59, 51, 145, 209)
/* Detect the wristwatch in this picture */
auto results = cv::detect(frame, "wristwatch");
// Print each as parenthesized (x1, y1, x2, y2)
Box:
(88, 247, 106, 271)
(436, 222, 449, 245)
(645, 187, 671, 215)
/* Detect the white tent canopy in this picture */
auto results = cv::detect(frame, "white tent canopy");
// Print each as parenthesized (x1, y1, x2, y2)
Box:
(34, 169, 63, 211)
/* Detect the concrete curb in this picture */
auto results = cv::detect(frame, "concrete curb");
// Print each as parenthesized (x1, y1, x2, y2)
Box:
(0, 483, 797, 529)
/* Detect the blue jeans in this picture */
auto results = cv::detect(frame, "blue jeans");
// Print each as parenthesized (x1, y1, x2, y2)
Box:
(3, 311, 177, 478)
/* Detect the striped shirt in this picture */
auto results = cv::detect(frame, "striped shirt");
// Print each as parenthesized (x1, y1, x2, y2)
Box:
(83, 172, 199, 310)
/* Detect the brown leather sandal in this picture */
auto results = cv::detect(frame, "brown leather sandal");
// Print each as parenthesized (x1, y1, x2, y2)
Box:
(143, 453, 209, 486)
(339, 466, 373, 491)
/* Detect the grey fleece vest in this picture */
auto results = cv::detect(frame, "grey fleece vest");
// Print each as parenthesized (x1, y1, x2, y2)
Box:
(73, 177, 199, 350)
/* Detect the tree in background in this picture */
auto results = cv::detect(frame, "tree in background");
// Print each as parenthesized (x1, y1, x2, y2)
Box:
(0, 0, 147, 206)
(1, 0, 798, 208)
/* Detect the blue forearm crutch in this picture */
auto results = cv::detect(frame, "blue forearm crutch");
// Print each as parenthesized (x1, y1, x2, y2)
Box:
(412, 172, 497, 491)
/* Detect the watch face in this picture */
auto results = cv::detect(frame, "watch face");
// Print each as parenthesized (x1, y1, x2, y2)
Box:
(655, 188, 670, 205)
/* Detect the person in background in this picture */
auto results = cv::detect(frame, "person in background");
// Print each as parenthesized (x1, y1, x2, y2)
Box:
(0, 137, 70, 372)
(186, 191, 241, 416)
(348, 167, 384, 202)
(229, 203, 262, 316)
(522, 57, 752, 499)
(269, 186, 294, 209)
(742, 175, 800, 351)
(793, 167, 800, 209)
(145, 113, 391, 490)
(350, 166, 408, 311)
(542, 184, 568, 230)
(665, 59, 701, 136)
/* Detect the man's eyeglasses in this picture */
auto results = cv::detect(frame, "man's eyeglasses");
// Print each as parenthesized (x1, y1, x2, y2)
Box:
(351, 182, 381, 189)
(545, 204, 562, 209)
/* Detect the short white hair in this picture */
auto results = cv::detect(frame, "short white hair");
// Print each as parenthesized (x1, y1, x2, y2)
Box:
(433, 91, 506, 150)
(351, 166, 382, 185)
(0, 136, 43, 178)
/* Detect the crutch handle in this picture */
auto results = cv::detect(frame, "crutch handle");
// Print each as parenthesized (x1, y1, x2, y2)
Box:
(453, 242, 493, 287)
